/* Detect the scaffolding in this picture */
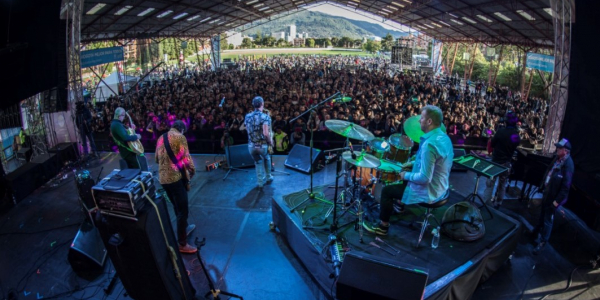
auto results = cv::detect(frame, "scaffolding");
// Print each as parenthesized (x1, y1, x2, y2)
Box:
(543, 0, 573, 154)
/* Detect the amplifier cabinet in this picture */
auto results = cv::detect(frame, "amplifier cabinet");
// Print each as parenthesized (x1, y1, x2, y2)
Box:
(92, 170, 154, 219)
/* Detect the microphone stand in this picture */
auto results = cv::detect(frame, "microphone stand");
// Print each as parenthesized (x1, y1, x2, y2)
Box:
(289, 92, 340, 213)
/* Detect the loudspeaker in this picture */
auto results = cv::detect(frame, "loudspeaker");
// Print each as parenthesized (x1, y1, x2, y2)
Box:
(68, 219, 107, 277)
(16, 147, 32, 162)
(337, 251, 428, 300)
(48, 142, 78, 165)
(452, 148, 468, 172)
(226, 144, 255, 168)
(285, 144, 322, 173)
(95, 194, 196, 300)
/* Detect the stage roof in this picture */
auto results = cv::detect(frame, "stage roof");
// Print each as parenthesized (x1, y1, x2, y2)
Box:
(81, 0, 555, 48)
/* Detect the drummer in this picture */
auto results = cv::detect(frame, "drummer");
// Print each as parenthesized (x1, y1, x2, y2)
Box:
(363, 105, 454, 236)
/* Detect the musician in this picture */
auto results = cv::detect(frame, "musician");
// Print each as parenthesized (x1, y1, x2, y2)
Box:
(364, 105, 454, 235)
(155, 120, 197, 253)
(533, 138, 574, 255)
(75, 101, 98, 158)
(110, 107, 142, 169)
(244, 96, 273, 189)
(483, 111, 520, 208)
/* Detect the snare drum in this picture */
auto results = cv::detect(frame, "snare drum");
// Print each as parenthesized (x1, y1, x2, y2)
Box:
(367, 138, 390, 159)
(387, 134, 413, 164)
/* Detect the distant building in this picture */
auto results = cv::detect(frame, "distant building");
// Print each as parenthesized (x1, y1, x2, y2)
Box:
(124, 42, 137, 61)
(293, 38, 305, 47)
(272, 32, 285, 39)
(289, 24, 297, 39)
(225, 31, 244, 47)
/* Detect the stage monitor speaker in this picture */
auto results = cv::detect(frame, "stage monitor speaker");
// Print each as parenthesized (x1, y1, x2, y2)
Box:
(285, 144, 321, 173)
(226, 144, 255, 168)
(68, 219, 107, 277)
(337, 251, 428, 300)
(16, 147, 32, 162)
(95, 194, 196, 300)
(452, 148, 468, 172)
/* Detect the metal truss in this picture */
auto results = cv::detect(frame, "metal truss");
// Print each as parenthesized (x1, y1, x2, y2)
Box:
(543, 0, 573, 154)
(63, 0, 84, 153)
(22, 95, 49, 158)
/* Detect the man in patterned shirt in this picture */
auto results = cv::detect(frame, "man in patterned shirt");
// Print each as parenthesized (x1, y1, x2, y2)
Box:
(155, 120, 197, 253)
(244, 96, 273, 189)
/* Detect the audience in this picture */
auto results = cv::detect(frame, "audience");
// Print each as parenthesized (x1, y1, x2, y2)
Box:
(89, 55, 549, 153)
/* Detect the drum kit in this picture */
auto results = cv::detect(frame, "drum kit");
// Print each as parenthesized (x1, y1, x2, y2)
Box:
(324, 119, 421, 205)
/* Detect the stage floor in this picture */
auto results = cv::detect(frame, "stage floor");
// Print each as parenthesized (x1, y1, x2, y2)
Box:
(0, 152, 599, 300)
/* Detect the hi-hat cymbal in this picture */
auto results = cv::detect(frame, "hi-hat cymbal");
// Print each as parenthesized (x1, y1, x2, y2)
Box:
(403, 115, 447, 143)
(342, 151, 381, 168)
(325, 120, 375, 141)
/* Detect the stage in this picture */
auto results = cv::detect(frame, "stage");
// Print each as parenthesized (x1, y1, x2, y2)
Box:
(4, 151, 588, 300)
(272, 179, 521, 299)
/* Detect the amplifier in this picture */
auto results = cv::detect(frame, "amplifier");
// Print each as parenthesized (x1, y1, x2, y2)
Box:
(92, 169, 154, 220)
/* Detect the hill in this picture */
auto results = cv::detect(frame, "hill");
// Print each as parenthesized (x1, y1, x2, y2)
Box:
(245, 11, 408, 39)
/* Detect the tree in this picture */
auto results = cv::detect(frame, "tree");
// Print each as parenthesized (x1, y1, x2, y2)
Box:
(331, 37, 339, 47)
(363, 40, 381, 53)
(220, 34, 228, 52)
(306, 38, 315, 48)
(354, 39, 363, 48)
(276, 38, 286, 47)
(381, 33, 394, 52)
(340, 36, 353, 48)
(241, 38, 253, 49)
(255, 31, 262, 46)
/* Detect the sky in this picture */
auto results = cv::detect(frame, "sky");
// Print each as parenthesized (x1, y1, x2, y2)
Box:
(306, 2, 414, 33)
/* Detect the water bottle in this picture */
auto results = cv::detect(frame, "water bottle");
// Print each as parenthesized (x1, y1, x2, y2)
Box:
(431, 226, 440, 249)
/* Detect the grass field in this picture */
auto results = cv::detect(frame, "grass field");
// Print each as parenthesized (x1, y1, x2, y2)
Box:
(188, 48, 377, 61)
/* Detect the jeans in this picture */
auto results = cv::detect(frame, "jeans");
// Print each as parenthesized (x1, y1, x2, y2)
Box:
(379, 182, 408, 222)
(161, 180, 189, 246)
(249, 144, 271, 186)
(483, 162, 511, 205)
(80, 130, 97, 155)
(537, 201, 556, 244)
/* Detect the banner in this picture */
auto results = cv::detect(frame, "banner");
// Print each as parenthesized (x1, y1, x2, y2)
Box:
(526, 52, 554, 73)
(80, 47, 124, 68)
(431, 39, 443, 74)
(210, 35, 221, 71)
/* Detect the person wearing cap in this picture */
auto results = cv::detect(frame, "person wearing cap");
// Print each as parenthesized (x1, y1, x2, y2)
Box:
(244, 96, 273, 188)
(483, 111, 521, 209)
(533, 138, 574, 255)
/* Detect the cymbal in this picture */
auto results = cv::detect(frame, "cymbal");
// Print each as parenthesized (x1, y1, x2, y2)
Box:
(377, 159, 403, 173)
(388, 133, 413, 150)
(325, 120, 375, 141)
(402, 115, 447, 143)
(342, 151, 381, 168)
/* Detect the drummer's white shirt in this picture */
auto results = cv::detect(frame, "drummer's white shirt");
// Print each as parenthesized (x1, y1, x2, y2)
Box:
(402, 127, 453, 204)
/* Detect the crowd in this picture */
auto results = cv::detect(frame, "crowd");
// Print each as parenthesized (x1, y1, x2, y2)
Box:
(87, 54, 548, 153)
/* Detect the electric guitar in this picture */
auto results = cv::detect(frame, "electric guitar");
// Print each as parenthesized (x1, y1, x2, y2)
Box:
(126, 112, 145, 155)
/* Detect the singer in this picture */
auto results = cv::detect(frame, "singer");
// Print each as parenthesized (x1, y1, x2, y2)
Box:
(244, 96, 273, 189)
(363, 105, 454, 235)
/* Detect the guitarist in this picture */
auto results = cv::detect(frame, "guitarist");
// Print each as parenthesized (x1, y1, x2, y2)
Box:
(155, 120, 197, 253)
(110, 107, 143, 169)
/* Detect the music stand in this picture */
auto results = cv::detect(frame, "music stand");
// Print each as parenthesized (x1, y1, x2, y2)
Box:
(453, 154, 509, 219)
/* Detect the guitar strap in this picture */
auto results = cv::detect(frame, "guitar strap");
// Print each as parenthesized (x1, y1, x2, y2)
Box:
(162, 133, 188, 185)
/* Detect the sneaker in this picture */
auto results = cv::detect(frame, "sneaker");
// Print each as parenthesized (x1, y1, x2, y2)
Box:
(266, 176, 274, 183)
(179, 243, 198, 254)
(185, 224, 196, 237)
(363, 221, 389, 236)
(393, 204, 405, 214)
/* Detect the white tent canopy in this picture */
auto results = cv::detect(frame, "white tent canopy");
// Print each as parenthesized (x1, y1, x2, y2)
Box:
(94, 72, 138, 101)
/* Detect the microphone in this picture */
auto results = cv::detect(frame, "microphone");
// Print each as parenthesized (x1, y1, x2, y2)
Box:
(219, 97, 225, 107)
(328, 234, 342, 278)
